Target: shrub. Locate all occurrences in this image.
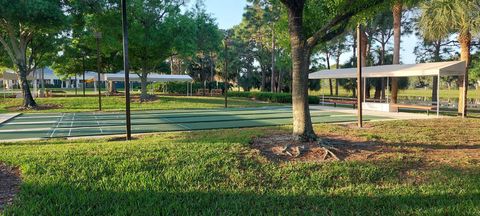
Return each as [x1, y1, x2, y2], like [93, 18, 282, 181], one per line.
[228, 92, 319, 104]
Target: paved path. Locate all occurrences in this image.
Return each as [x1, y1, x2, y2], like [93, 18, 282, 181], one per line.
[0, 113, 20, 124]
[310, 105, 443, 121]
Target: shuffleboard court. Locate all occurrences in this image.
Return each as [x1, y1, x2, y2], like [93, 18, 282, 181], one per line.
[0, 106, 388, 141]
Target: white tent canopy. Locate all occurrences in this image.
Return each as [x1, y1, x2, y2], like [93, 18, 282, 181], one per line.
[309, 61, 466, 79]
[104, 72, 193, 82]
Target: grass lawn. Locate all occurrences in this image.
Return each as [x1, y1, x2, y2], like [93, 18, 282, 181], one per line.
[0, 96, 278, 113]
[0, 118, 479, 215]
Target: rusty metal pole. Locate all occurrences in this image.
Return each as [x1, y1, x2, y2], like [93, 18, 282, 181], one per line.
[356, 24, 363, 127]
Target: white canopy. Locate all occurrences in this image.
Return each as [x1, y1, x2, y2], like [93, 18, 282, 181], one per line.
[309, 61, 466, 79]
[104, 72, 193, 82]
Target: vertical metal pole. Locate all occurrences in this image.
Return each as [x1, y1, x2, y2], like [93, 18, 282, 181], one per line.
[387, 77, 390, 104]
[82, 55, 86, 97]
[122, 0, 132, 140]
[95, 32, 102, 111]
[224, 39, 228, 108]
[356, 24, 363, 127]
[437, 74, 440, 117]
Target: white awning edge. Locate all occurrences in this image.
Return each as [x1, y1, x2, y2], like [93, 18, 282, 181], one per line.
[309, 61, 466, 79]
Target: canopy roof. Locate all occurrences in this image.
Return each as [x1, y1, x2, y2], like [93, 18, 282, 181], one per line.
[104, 72, 193, 82]
[309, 61, 466, 79]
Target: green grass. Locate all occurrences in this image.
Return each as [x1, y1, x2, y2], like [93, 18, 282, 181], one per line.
[1, 119, 479, 215]
[0, 96, 278, 113]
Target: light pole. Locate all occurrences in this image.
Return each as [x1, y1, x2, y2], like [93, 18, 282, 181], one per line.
[356, 24, 363, 128]
[121, 0, 132, 140]
[95, 31, 102, 111]
[224, 37, 230, 108]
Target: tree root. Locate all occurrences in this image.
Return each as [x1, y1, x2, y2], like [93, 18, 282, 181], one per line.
[319, 141, 341, 161]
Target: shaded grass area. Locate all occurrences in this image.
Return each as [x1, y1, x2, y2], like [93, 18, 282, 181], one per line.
[0, 96, 278, 113]
[0, 118, 479, 215]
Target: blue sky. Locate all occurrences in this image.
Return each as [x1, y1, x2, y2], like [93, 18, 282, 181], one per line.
[201, 0, 419, 64]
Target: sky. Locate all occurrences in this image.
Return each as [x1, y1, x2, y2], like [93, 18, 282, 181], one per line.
[201, 0, 420, 64]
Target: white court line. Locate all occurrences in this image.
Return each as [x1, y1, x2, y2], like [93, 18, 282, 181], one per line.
[16, 115, 62, 119]
[49, 113, 65, 138]
[68, 113, 75, 136]
[94, 113, 104, 134]
[4, 121, 58, 125]
[162, 117, 191, 130]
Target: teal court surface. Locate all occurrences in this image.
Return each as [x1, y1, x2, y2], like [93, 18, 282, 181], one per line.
[0, 106, 390, 141]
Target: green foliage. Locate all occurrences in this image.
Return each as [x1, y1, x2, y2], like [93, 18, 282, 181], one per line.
[1, 119, 480, 214]
[419, 0, 480, 41]
[228, 91, 320, 104]
[148, 81, 227, 94]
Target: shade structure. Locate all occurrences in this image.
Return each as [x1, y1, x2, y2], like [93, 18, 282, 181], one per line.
[309, 61, 466, 79]
[104, 72, 193, 82]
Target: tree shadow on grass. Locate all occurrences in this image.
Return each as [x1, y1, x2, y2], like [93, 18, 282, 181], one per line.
[4, 180, 480, 215]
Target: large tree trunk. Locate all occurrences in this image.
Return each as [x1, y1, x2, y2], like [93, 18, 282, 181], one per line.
[458, 31, 471, 116]
[432, 41, 441, 106]
[18, 62, 37, 108]
[140, 71, 149, 101]
[40, 67, 45, 98]
[326, 52, 333, 95]
[284, 1, 316, 141]
[391, 1, 402, 104]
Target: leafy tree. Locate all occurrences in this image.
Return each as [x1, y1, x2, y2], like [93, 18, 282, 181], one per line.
[277, 0, 391, 141]
[0, 0, 67, 107]
[419, 0, 480, 115]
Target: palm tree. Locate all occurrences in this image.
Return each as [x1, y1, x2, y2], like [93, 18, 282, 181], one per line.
[391, 0, 402, 104]
[418, 0, 480, 116]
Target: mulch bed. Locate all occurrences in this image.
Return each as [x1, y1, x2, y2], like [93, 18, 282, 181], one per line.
[250, 129, 480, 166]
[0, 163, 21, 212]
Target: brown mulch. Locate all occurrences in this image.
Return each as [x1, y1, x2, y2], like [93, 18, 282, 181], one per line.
[131, 95, 159, 103]
[0, 163, 21, 212]
[6, 104, 63, 112]
[250, 133, 480, 165]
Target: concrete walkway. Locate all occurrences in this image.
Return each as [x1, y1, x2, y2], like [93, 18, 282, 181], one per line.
[310, 105, 442, 121]
[0, 113, 21, 124]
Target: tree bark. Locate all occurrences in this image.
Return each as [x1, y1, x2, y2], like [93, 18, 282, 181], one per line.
[271, 25, 276, 93]
[391, 1, 402, 104]
[284, 1, 316, 141]
[458, 31, 471, 116]
[140, 71, 149, 101]
[432, 41, 441, 106]
[18, 61, 37, 107]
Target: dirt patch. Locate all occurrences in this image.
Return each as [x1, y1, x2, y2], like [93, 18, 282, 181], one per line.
[251, 134, 401, 163]
[0, 163, 21, 212]
[131, 95, 159, 103]
[251, 132, 480, 165]
[6, 104, 63, 112]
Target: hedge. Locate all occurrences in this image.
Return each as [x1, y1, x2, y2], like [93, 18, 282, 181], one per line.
[228, 91, 320, 104]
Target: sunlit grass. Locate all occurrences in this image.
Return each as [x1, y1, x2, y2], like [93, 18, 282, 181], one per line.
[1, 119, 479, 215]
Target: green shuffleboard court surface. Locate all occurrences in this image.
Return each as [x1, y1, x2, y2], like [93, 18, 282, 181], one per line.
[0, 106, 388, 141]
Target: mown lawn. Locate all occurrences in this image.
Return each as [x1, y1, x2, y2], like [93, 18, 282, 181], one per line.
[0, 96, 277, 113]
[0, 118, 479, 215]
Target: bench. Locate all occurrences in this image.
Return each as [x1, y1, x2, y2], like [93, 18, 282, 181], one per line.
[391, 104, 437, 115]
[320, 98, 357, 109]
[210, 89, 223, 96]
